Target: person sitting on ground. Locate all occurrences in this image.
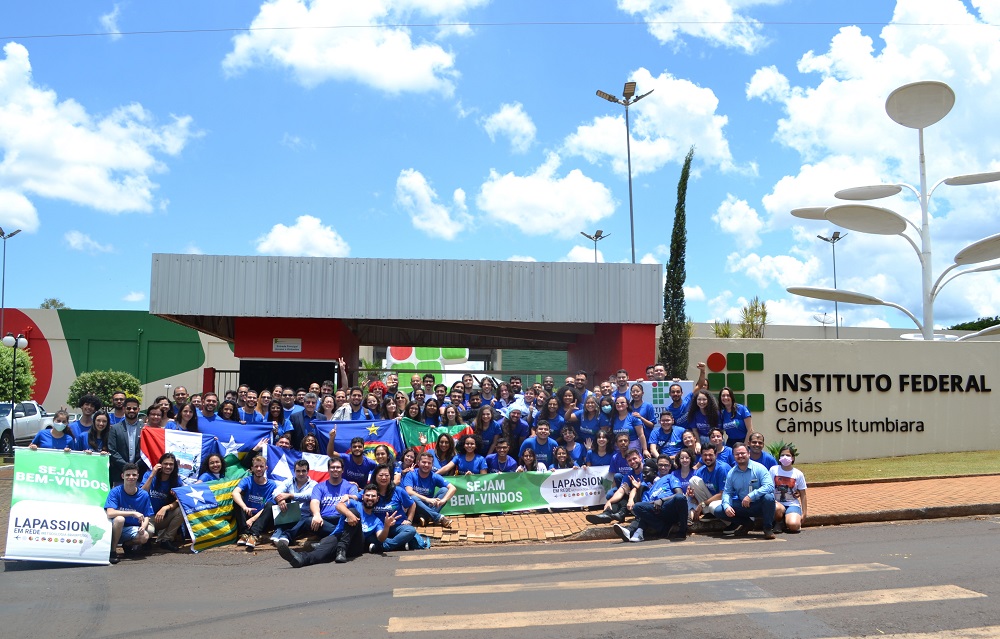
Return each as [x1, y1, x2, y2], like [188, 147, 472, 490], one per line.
[308, 456, 360, 536]
[30, 410, 78, 451]
[770, 447, 807, 533]
[587, 448, 644, 524]
[140, 452, 184, 552]
[516, 447, 547, 472]
[439, 434, 487, 476]
[105, 463, 154, 564]
[671, 447, 697, 506]
[747, 432, 778, 469]
[276, 485, 398, 567]
[270, 459, 318, 546]
[519, 420, 559, 468]
[613, 455, 687, 543]
[485, 437, 518, 473]
[231, 455, 278, 550]
[370, 464, 424, 551]
[402, 451, 456, 528]
[197, 453, 227, 482]
[687, 444, 730, 523]
[715, 442, 776, 540]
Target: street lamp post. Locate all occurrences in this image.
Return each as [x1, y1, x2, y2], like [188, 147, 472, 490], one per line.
[2, 333, 28, 436]
[1, 227, 22, 337]
[596, 81, 654, 264]
[579, 229, 609, 263]
[789, 81, 1000, 340]
[816, 231, 847, 338]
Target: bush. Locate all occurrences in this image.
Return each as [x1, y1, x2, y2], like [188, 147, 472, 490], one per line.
[0, 346, 35, 403]
[67, 370, 142, 408]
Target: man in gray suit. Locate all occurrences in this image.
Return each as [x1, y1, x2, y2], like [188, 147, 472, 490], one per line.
[109, 397, 144, 485]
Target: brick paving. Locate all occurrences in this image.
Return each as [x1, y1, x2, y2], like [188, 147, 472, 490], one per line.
[3, 465, 1000, 552]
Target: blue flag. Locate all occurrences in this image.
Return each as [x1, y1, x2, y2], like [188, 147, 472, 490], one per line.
[199, 422, 272, 465]
[314, 420, 404, 459]
[173, 474, 244, 552]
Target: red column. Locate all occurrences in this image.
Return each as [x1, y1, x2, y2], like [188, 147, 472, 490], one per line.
[567, 324, 656, 382]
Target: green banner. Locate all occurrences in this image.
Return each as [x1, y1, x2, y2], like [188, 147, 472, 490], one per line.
[440, 466, 612, 515]
[5, 448, 112, 565]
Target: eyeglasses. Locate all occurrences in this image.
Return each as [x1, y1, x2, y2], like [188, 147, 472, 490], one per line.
[281, 393, 294, 398]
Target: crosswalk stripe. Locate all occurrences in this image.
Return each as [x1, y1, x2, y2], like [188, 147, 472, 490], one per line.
[393, 548, 830, 577]
[387, 585, 985, 632]
[397, 536, 785, 562]
[393, 562, 896, 598]
[824, 627, 1000, 639]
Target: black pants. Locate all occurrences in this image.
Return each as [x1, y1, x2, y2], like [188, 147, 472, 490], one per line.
[296, 515, 366, 565]
[234, 506, 274, 537]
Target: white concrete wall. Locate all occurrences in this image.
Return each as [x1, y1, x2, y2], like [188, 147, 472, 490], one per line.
[687, 337, 1000, 462]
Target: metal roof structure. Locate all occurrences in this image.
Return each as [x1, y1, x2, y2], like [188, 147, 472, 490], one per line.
[150, 254, 663, 350]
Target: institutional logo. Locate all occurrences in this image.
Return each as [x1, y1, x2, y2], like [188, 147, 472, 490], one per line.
[706, 351, 766, 412]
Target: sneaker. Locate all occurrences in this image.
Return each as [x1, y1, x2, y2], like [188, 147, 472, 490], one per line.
[335, 547, 348, 563]
[276, 541, 304, 568]
[271, 535, 288, 546]
[612, 523, 632, 542]
[236, 534, 248, 546]
[721, 522, 740, 537]
[121, 544, 136, 558]
[369, 543, 376, 553]
[762, 528, 776, 540]
[734, 524, 750, 538]
[629, 528, 645, 543]
[157, 539, 180, 553]
[109, 550, 120, 565]
[245, 535, 257, 550]
[585, 512, 613, 525]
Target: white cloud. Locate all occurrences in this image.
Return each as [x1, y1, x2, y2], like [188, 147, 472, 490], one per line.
[100, 4, 123, 41]
[726, 251, 820, 289]
[713, 194, 764, 247]
[563, 245, 604, 263]
[184, 244, 204, 255]
[639, 253, 659, 264]
[476, 153, 615, 238]
[222, 0, 488, 94]
[684, 285, 705, 301]
[507, 255, 537, 262]
[482, 103, 536, 154]
[565, 67, 738, 177]
[616, 0, 781, 53]
[395, 168, 470, 240]
[123, 291, 145, 303]
[64, 231, 112, 253]
[254, 215, 351, 256]
[0, 43, 196, 232]
[280, 133, 314, 150]
[746, 65, 790, 103]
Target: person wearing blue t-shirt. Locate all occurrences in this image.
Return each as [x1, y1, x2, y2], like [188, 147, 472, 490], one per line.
[559, 425, 586, 466]
[584, 428, 615, 467]
[402, 452, 457, 527]
[747, 432, 778, 469]
[196, 392, 223, 430]
[232, 455, 278, 549]
[627, 384, 657, 441]
[485, 437, 519, 473]
[339, 437, 378, 487]
[686, 389, 720, 442]
[69, 394, 101, 439]
[519, 421, 559, 467]
[687, 445, 731, 523]
[105, 463, 154, 564]
[309, 457, 360, 536]
[613, 456, 686, 542]
[140, 452, 184, 552]
[719, 387, 754, 446]
[610, 396, 648, 456]
[439, 435, 487, 476]
[707, 428, 735, 466]
[29, 419, 78, 452]
[370, 464, 424, 551]
[587, 447, 643, 524]
[565, 395, 603, 442]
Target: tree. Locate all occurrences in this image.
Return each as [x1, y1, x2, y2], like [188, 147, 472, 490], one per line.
[0, 346, 35, 402]
[39, 298, 68, 309]
[738, 296, 768, 338]
[67, 370, 142, 408]
[659, 146, 695, 378]
[948, 316, 1000, 331]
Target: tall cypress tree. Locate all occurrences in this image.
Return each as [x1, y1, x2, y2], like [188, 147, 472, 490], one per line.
[659, 146, 694, 378]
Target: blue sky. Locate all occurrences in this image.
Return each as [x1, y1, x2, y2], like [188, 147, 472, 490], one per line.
[2, 1, 999, 331]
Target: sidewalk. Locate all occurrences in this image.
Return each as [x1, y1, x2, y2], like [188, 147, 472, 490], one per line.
[417, 474, 1000, 545]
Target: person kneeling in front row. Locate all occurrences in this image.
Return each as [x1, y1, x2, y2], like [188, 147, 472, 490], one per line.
[713, 442, 776, 539]
[613, 456, 687, 542]
[277, 485, 399, 567]
[104, 463, 155, 564]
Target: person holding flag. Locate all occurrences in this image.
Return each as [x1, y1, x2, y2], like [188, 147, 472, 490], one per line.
[140, 453, 184, 552]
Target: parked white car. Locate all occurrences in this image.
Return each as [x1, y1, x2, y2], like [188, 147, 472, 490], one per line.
[0, 401, 55, 455]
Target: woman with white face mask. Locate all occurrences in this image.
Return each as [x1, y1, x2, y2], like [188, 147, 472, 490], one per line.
[29, 409, 78, 452]
[770, 447, 808, 533]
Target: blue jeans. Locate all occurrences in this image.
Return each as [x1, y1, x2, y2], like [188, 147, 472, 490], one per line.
[413, 499, 445, 523]
[714, 493, 776, 530]
[376, 524, 417, 552]
[273, 516, 311, 542]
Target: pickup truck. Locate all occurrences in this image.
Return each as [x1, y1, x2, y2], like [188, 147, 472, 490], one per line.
[0, 401, 55, 455]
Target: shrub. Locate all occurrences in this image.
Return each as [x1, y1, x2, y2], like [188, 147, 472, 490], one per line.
[67, 370, 142, 408]
[0, 346, 35, 402]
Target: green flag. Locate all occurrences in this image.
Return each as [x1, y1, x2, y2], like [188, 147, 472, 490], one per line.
[398, 416, 474, 452]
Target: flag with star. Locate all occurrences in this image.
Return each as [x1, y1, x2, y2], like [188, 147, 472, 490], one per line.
[263, 444, 330, 484]
[173, 473, 246, 552]
[397, 417, 474, 453]
[314, 420, 404, 459]
[198, 422, 272, 467]
[140, 428, 218, 486]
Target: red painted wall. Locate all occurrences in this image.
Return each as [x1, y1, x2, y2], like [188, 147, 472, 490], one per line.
[567, 324, 656, 382]
[233, 318, 359, 369]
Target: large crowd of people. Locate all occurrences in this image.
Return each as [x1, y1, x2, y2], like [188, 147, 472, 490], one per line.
[29, 360, 807, 566]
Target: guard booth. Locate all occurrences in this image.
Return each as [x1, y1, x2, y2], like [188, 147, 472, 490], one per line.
[149, 255, 663, 387]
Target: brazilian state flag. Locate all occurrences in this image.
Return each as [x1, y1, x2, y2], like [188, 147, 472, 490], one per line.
[173, 467, 246, 553]
[397, 417, 473, 453]
[314, 420, 404, 459]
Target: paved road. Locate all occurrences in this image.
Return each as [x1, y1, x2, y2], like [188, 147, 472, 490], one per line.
[2, 516, 999, 638]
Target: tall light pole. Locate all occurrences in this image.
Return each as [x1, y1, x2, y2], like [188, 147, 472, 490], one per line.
[580, 229, 609, 263]
[817, 231, 847, 338]
[1, 227, 22, 337]
[789, 81, 1000, 340]
[2, 333, 27, 438]
[596, 81, 653, 264]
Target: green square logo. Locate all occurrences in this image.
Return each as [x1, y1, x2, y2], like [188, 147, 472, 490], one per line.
[726, 352, 745, 371]
[733, 393, 746, 405]
[706, 373, 726, 391]
[727, 373, 745, 391]
[746, 353, 764, 371]
[747, 394, 765, 412]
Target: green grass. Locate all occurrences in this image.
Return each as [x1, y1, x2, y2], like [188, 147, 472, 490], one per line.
[798, 450, 1000, 483]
